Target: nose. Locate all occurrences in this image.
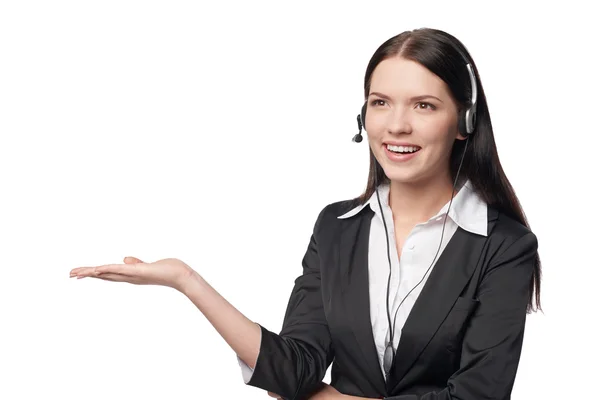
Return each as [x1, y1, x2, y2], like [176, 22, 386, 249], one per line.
[386, 108, 412, 135]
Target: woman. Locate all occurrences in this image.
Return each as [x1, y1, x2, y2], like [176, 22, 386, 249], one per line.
[70, 28, 542, 400]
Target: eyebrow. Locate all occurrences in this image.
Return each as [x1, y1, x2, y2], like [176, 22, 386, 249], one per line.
[369, 92, 444, 103]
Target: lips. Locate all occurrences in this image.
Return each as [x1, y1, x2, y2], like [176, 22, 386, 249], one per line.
[383, 144, 421, 162]
[385, 143, 421, 154]
[384, 141, 421, 148]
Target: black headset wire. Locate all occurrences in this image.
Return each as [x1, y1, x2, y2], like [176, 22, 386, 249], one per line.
[290, 139, 469, 398]
[376, 136, 470, 380]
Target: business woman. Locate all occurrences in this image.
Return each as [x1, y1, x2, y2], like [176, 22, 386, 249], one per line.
[70, 28, 542, 400]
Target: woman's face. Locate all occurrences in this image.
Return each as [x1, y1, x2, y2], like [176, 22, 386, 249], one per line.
[365, 56, 465, 185]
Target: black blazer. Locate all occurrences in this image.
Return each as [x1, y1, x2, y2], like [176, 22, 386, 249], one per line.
[245, 199, 538, 400]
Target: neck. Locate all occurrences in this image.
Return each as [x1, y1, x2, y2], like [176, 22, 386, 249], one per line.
[387, 173, 458, 225]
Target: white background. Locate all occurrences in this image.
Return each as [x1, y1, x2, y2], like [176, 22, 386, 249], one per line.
[1, 1, 598, 399]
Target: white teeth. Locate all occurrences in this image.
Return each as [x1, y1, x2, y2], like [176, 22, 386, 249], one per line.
[386, 144, 420, 153]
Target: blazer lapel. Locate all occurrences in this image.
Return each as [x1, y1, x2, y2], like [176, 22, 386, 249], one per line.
[387, 208, 499, 394]
[339, 207, 387, 395]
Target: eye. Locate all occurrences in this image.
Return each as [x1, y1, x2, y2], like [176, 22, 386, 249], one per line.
[370, 99, 387, 107]
[416, 102, 436, 110]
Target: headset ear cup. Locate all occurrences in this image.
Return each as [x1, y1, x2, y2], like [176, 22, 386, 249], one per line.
[458, 104, 477, 137]
[458, 109, 468, 138]
[467, 108, 477, 135]
[360, 102, 367, 130]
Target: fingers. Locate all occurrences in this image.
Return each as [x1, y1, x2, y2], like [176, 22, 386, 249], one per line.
[70, 256, 145, 277]
[70, 263, 134, 278]
[93, 273, 146, 285]
[95, 263, 126, 274]
[69, 268, 147, 284]
[92, 273, 130, 282]
[267, 392, 282, 399]
[70, 266, 102, 278]
[73, 264, 121, 276]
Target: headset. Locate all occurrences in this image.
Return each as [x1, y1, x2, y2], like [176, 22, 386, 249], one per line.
[351, 42, 478, 380]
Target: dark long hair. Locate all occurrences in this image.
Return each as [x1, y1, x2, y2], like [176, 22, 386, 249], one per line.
[357, 28, 542, 313]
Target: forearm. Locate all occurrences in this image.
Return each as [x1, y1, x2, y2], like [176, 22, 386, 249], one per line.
[181, 270, 261, 369]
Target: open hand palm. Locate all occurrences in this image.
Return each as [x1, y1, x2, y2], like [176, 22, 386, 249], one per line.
[70, 256, 194, 291]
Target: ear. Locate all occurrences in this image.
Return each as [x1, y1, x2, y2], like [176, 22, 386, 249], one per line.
[455, 132, 468, 141]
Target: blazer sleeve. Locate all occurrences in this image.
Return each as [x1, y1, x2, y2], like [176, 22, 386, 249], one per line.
[384, 231, 538, 400]
[244, 206, 334, 400]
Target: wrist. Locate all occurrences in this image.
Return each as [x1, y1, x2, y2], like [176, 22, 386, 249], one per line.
[178, 267, 203, 296]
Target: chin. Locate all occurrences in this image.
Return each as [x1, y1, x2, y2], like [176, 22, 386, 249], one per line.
[375, 148, 438, 186]
[376, 157, 414, 181]
[382, 169, 423, 184]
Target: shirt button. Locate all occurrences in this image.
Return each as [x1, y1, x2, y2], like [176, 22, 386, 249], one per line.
[407, 243, 415, 250]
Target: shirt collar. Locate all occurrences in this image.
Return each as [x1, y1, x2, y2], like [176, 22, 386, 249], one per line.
[337, 179, 488, 237]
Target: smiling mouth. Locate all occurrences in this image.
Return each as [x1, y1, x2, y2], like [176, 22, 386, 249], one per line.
[384, 143, 422, 154]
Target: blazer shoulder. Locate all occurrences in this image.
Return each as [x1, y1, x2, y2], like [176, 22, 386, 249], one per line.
[488, 206, 538, 255]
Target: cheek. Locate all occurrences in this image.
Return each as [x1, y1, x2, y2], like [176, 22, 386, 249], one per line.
[418, 117, 457, 146]
[364, 107, 394, 133]
[366, 125, 385, 150]
[364, 119, 385, 139]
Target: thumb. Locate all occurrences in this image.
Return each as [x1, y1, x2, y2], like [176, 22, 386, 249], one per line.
[124, 256, 144, 264]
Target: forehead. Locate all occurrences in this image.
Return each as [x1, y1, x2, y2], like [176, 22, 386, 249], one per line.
[369, 56, 452, 99]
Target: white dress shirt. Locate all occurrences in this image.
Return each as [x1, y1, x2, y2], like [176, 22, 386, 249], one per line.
[238, 179, 488, 382]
